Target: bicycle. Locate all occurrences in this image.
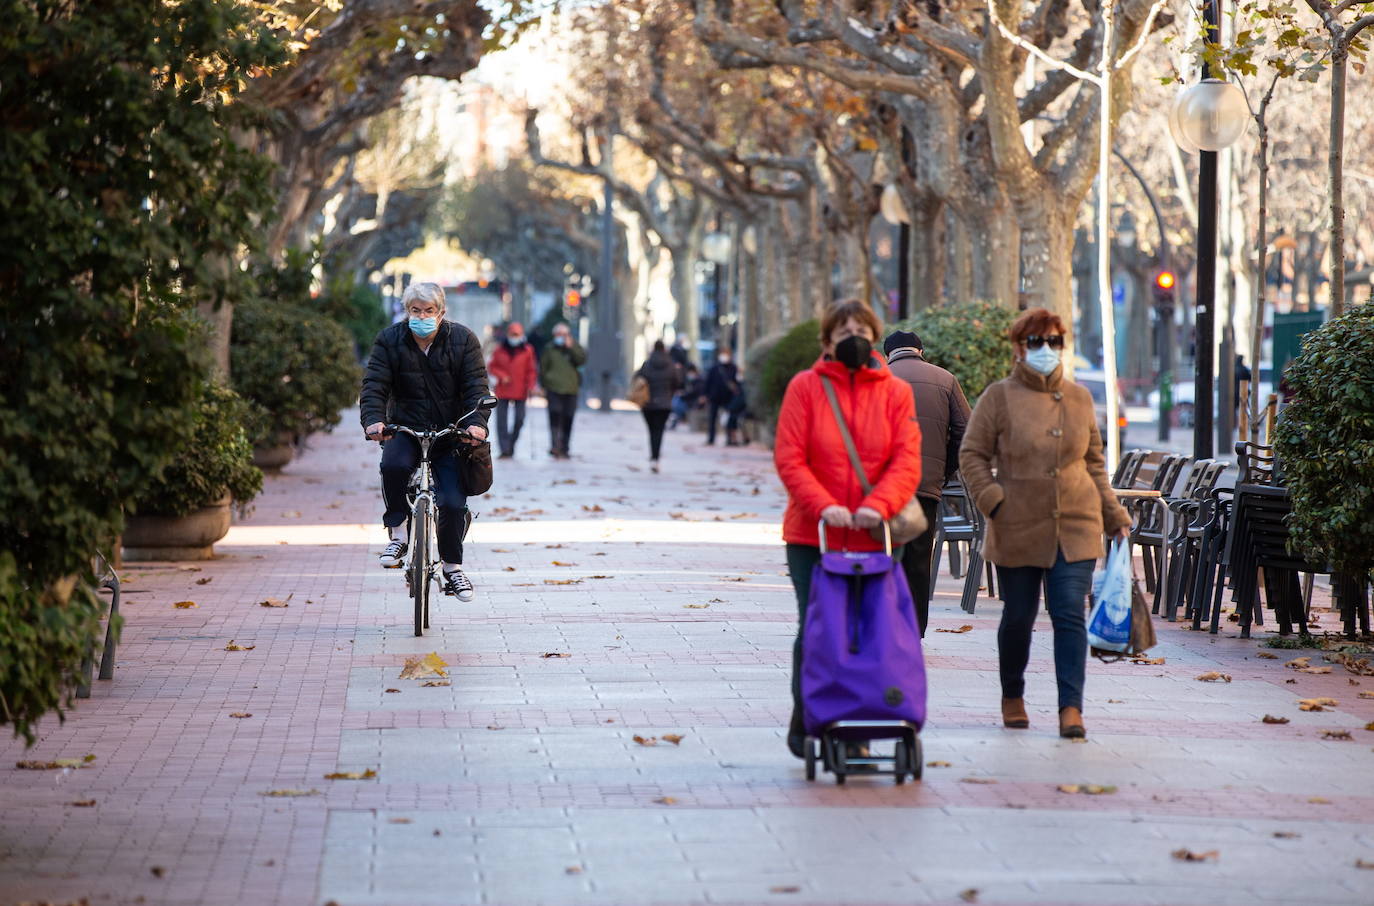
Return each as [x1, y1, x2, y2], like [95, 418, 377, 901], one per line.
[383, 396, 496, 636]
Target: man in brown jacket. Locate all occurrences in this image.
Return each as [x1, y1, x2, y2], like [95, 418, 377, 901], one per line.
[883, 330, 971, 636]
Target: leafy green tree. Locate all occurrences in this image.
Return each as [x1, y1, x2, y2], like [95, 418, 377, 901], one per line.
[892, 301, 1019, 401]
[0, 0, 282, 743]
[1274, 303, 1374, 575]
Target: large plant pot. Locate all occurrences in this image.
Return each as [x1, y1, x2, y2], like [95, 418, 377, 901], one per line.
[122, 497, 231, 561]
[252, 440, 294, 471]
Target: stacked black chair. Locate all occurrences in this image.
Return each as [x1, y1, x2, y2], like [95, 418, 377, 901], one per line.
[1129, 453, 1191, 600]
[1231, 485, 1324, 638]
[1158, 460, 1230, 620]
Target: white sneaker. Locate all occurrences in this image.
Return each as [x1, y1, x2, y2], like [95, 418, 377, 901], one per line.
[442, 568, 474, 602]
[379, 539, 407, 568]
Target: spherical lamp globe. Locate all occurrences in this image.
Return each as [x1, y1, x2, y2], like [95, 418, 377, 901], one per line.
[1169, 79, 1249, 152]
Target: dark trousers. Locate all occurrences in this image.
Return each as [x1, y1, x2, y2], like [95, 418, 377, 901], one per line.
[642, 408, 670, 460]
[380, 434, 468, 564]
[995, 548, 1094, 711]
[494, 398, 526, 457]
[897, 497, 942, 637]
[706, 401, 739, 443]
[546, 391, 577, 455]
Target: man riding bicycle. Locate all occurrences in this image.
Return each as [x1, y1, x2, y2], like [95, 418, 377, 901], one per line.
[361, 282, 490, 601]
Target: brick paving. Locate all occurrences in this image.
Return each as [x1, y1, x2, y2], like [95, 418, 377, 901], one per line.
[3, 405, 1373, 906]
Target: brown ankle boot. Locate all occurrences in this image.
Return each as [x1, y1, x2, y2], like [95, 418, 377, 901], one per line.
[1059, 706, 1085, 739]
[1001, 697, 1029, 728]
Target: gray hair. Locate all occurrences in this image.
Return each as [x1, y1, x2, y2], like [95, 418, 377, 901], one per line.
[401, 281, 446, 311]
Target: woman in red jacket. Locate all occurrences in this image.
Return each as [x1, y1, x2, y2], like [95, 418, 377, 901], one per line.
[774, 298, 923, 758]
[487, 322, 539, 459]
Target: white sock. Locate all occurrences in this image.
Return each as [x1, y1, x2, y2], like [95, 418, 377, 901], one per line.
[442, 562, 462, 574]
[389, 525, 408, 545]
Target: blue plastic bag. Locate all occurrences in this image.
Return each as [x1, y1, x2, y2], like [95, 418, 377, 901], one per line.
[1087, 540, 1132, 652]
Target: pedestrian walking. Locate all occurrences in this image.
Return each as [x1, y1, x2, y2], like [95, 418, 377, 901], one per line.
[669, 335, 692, 369]
[361, 282, 490, 601]
[958, 307, 1132, 739]
[633, 340, 683, 473]
[703, 349, 742, 445]
[487, 321, 538, 460]
[882, 329, 971, 637]
[539, 322, 586, 460]
[774, 298, 923, 758]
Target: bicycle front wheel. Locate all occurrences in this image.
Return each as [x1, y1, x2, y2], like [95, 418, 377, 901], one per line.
[410, 497, 431, 637]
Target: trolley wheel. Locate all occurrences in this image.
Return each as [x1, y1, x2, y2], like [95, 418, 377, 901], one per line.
[912, 736, 923, 781]
[830, 738, 847, 785]
[411, 498, 430, 637]
[893, 740, 908, 785]
[804, 738, 816, 781]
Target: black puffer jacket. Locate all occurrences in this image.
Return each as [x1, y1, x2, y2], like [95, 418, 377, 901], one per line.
[359, 321, 490, 431]
[635, 350, 683, 411]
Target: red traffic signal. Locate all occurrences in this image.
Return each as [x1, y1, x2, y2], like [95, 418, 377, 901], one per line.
[1155, 271, 1176, 290]
[564, 289, 581, 308]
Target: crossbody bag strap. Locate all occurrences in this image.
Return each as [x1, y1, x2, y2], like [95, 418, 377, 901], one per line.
[819, 375, 874, 496]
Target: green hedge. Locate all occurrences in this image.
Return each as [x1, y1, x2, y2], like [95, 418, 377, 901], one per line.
[131, 383, 263, 517]
[1274, 303, 1374, 574]
[756, 319, 821, 428]
[231, 299, 361, 448]
[889, 300, 1017, 401]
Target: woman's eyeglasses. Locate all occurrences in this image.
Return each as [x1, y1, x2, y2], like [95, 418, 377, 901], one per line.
[1023, 334, 1065, 350]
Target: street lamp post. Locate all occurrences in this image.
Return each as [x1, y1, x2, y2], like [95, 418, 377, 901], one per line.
[1168, 0, 1249, 459]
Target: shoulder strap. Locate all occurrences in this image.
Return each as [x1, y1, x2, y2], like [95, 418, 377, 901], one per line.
[820, 375, 874, 495]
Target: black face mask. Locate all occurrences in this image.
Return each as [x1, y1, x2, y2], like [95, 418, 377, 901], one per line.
[834, 335, 872, 371]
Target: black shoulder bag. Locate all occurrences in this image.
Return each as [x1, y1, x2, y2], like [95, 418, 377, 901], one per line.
[415, 332, 494, 496]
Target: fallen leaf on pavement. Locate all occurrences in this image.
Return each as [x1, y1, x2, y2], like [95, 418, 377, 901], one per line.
[1261, 715, 1290, 724]
[1321, 729, 1353, 740]
[722, 576, 747, 582]
[937, 625, 975, 634]
[1298, 666, 1333, 675]
[565, 866, 584, 875]
[1286, 657, 1312, 670]
[260, 789, 320, 797]
[1286, 678, 1298, 684]
[522, 509, 545, 516]
[551, 561, 576, 567]
[541, 652, 570, 658]
[1366, 722, 1374, 731]
[769, 885, 800, 894]
[1361, 692, 1374, 699]
[669, 512, 688, 520]
[173, 601, 198, 609]
[195, 577, 213, 585]
[389, 818, 412, 824]
[544, 579, 582, 586]
[151, 866, 166, 878]
[324, 769, 377, 780]
[1298, 698, 1338, 711]
[491, 548, 513, 553]
[384, 689, 400, 693]
[683, 604, 710, 609]
[68, 799, 97, 807]
[1171, 849, 1219, 862]
[16, 757, 92, 770]
[281, 511, 302, 518]
[1308, 796, 1332, 804]
[1356, 859, 1374, 870]
[653, 796, 678, 805]
[633, 735, 658, 746]
[1133, 656, 1166, 665]
[545, 543, 566, 549]
[224, 640, 255, 651]
[662, 734, 685, 745]
[1196, 672, 1232, 683]
[259, 597, 289, 608]
[581, 504, 604, 513]
[398, 653, 448, 679]
[927, 761, 952, 767]
[959, 890, 979, 903]
[229, 712, 252, 719]
[420, 680, 450, 687]
[1057, 784, 1118, 794]
[588, 575, 613, 579]
[1272, 831, 1301, 839]
[1255, 651, 1278, 659]
[960, 777, 997, 784]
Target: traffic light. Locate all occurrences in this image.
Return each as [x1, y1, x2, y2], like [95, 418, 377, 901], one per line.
[563, 289, 581, 319]
[1153, 270, 1177, 310]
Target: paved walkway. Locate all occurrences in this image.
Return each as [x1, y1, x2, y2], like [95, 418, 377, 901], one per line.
[3, 407, 1373, 906]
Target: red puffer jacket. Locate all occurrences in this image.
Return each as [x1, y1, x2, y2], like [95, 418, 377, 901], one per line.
[774, 355, 923, 551]
[487, 342, 538, 400]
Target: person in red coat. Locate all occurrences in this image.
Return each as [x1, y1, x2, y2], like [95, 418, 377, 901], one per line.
[774, 298, 923, 758]
[487, 322, 539, 459]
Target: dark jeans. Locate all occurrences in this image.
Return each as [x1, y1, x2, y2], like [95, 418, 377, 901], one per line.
[642, 408, 670, 460]
[995, 548, 1094, 712]
[546, 391, 578, 455]
[706, 401, 738, 443]
[494, 398, 526, 457]
[380, 433, 468, 564]
[897, 497, 942, 637]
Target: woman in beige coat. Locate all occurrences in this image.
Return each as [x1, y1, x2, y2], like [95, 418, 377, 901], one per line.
[959, 308, 1131, 739]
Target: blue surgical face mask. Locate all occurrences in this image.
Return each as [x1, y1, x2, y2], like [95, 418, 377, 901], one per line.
[554, 335, 567, 346]
[1025, 344, 1061, 376]
[409, 316, 438, 338]
[508, 336, 525, 346]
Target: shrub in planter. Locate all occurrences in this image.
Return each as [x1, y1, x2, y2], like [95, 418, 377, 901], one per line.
[231, 299, 361, 448]
[757, 319, 821, 429]
[890, 300, 1017, 401]
[1273, 303, 1374, 576]
[130, 383, 262, 518]
[744, 330, 787, 419]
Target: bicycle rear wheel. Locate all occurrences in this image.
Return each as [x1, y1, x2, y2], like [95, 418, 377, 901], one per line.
[410, 498, 431, 637]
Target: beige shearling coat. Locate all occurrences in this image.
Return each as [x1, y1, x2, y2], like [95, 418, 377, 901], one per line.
[959, 363, 1131, 568]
